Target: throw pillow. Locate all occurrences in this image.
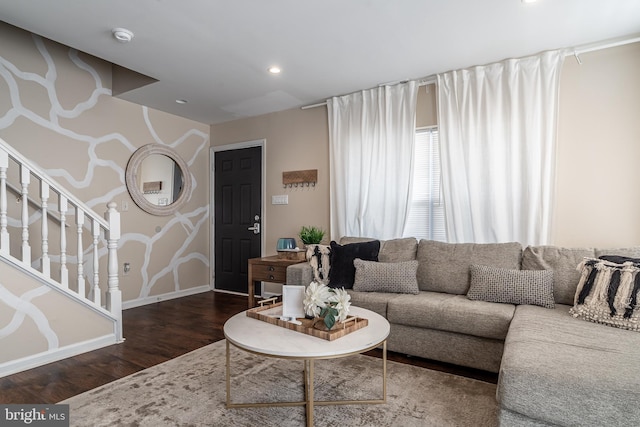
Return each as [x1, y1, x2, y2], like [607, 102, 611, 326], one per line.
[328, 240, 380, 288]
[305, 244, 331, 284]
[570, 257, 640, 331]
[467, 265, 555, 308]
[353, 259, 419, 294]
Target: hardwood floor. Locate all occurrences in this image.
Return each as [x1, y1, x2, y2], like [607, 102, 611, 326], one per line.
[0, 291, 496, 404]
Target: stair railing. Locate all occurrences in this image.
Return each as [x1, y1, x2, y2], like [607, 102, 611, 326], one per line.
[0, 137, 122, 342]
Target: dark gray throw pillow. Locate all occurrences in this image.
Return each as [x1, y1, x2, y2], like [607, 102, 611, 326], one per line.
[328, 240, 380, 288]
[467, 264, 555, 308]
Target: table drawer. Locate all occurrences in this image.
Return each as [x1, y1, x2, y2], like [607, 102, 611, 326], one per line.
[252, 264, 286, 282]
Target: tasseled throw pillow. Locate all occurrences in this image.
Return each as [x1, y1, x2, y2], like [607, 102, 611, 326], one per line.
[305, 244, 331, 284]
[570, 257, 640, 331]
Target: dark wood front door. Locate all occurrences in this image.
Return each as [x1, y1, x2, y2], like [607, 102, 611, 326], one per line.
[214, 146, 262, 293]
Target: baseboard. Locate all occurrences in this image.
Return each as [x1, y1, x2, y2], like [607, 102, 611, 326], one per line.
[0, 334, 116, 378]
[123, 285, 212, 310]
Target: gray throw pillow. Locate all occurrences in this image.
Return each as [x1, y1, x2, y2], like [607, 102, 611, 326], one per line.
[467, 264, 555, 308]
[353, 259, 419, 294]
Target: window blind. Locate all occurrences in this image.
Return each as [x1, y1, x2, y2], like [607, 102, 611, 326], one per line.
[403, 128, 446, 241]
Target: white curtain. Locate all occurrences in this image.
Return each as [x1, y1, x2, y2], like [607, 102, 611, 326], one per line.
[328, 81, 418, 240]
[437, 50, 564, 245]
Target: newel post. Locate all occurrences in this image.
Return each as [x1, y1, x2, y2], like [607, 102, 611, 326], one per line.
[104, 201, 123, 342]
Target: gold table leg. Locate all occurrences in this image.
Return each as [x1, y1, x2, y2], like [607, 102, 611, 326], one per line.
[225, 340, 387, 426]
[306, 359, 314, 427]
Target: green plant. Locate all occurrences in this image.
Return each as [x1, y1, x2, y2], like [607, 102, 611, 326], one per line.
[299, 225, 325, 245]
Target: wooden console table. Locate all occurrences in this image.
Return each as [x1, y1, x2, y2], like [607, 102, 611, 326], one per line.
[247, 255, 305, 308]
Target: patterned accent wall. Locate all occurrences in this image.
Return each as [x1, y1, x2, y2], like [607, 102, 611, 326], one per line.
[0, 22, 210, 365]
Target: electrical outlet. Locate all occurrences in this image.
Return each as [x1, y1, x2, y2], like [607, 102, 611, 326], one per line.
[123, 262, 131, 275]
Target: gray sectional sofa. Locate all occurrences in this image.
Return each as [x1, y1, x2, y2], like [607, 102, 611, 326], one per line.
[286, 237, 640, 426]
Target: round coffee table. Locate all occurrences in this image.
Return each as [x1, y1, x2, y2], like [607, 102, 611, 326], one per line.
[223, 306, 390, 427]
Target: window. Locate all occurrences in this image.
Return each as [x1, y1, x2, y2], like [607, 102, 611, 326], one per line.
[403, 127, 446, 241]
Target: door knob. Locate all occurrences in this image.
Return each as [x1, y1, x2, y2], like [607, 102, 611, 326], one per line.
[247, 222, 260, 234]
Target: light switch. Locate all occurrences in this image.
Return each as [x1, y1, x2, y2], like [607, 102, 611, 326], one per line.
[272, 195, 288, 205]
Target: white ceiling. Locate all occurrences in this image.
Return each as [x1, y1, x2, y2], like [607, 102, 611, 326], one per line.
[1, 0, 639, 125]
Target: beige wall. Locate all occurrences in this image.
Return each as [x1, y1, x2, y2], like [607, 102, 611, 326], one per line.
[553, 42, 640, 247]
[0, 22, 211, 333]
[0, 262, 113, 366]
[211, 106, 331, 254]
[416, 83, 438, 128]
[0, 22, 210, 370]
[212, 43, 640, 261]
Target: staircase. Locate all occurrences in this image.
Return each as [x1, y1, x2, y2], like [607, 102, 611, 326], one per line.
[0, 137, 122, 375]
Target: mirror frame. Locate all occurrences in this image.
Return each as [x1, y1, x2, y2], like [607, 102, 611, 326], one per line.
[125, 144, 192, 216]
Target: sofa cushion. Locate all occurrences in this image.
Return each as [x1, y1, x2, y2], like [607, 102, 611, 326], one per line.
[521, 246, 595, 305]
[346, 290, 400, 318]
[595, 246, 640, 259]
[339, 236, 418, 263]
[378, 237, 418, 262]
[416, 240, 523, 294]
[286, 262, 313, 288]
[328, 240, 380, 289]
[389, 323, 505, 373]
[467, 265, 555, 308]
[498, 304, 640, 426]
[387, 291, 515, 340]
[353, 259, 419, 294]
[339, 236, 378, 245]
[570, 257, 640, 331]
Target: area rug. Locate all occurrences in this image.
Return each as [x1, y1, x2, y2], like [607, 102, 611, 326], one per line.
[61, 340, 498, 426]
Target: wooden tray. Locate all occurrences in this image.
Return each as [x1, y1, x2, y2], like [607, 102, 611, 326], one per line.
[247, 302, 368, 341]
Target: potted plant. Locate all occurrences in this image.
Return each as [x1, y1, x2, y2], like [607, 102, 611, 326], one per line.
[299, 225, 325, 246]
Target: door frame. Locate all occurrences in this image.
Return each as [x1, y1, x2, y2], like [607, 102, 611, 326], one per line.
[210, 139, 266, 292]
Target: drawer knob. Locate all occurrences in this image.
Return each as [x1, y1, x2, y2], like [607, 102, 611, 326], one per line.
[269, 275, 275, 280]
[268, 266, 275, 271]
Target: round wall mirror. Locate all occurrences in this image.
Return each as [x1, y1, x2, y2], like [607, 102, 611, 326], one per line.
[125, 144, 192, 216]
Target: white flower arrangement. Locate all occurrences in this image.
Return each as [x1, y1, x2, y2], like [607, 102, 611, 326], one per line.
[303, 281, 351, 330]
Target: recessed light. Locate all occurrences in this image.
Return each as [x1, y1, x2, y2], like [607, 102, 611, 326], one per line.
[176, 99, 187, 104]
[521, 0, 538, 3]
[112, 28, 134, 43]
[268, 66, 282, 74]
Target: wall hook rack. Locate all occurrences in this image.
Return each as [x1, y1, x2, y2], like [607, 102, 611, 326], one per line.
[282, 169, 317, 188]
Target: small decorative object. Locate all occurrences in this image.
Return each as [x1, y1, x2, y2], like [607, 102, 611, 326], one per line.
[303, 281, 351, 330]
[299, 226, 325, 245]
[277, 237, 297, 251]
[282, 285, 306, 318]
[282, 169, 318, 188]
[276, 237, 305, 260]
[142, 180, 162, 194]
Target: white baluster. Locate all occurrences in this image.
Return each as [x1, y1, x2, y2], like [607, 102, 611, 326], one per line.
[105, 202, 122, 342]
[59, 196, 68, 288]
[20, 165, 31, 265]
[92, 218, 100, 306]
[76, 207, 85, 298]
[40, 181, 50, 277]
[0, 150, 8, 254]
